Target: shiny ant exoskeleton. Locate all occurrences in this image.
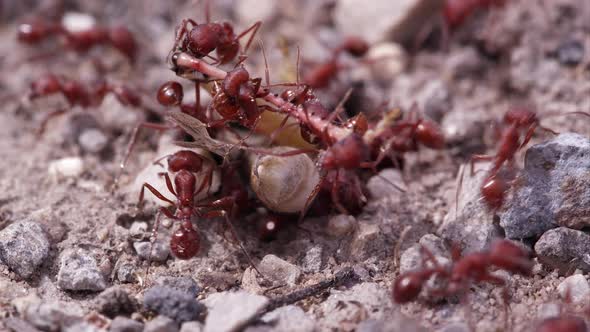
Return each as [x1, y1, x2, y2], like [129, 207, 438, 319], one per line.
[27, 73, 145, 134]
[17, 16, 137, 62]
[138, 150, 258, 269]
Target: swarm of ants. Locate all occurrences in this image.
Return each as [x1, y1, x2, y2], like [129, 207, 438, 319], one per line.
[11, 0, 590, 330]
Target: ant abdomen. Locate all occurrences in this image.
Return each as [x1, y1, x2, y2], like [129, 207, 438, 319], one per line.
[392, 272, 426, 304]
[321, 133, 369, 170]
[416, 119, 446, 149]
[157, 81, 184, 107]
[170, 221, 201, 259]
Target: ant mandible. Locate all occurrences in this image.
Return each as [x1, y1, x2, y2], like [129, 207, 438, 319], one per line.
[17, 17, 137, 62]
[137, 150, 259, 271]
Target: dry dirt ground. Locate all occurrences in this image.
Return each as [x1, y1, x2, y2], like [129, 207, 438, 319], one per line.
[1, 0, 590, 331]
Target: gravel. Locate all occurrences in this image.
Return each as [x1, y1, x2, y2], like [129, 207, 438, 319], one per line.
[109, 316, 144, 332]
[143, 286, 205, 324]
[0, 221, 50, 279]
[258, 254, 301, 286]
[57, 249, 108, 292]
[154, 276, 201, 297]
[95, 287, 139, 318]
[134, 241, 170, 263]
[144, 316, 179, 332]
[557, 274, 590, 305]
[203, 291, 269, 332]
[534, 227, 590, 273]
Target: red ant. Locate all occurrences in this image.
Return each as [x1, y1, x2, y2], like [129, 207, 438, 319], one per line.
[462, 107, 590, 211]
[443, 0, 507, 29]
[536, 316, 588, 332]
[393, 239, 532, 329]
[17, 16, 137, 62]
[27, 73, 144, 135]
[303, 36, 370, 89]
[137, 149, 259, 272]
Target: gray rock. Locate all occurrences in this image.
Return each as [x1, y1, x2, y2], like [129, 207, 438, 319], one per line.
[534, 227, 590, 273]
[500, 133, 590, 238]
[440, 164, 502, 253]
[326, 214, 356, 237]
[357, 317, 425, 332]
[320, 283, 393, 331]
[109, 316, 144, 332]
[143, 286, 204, 323]
[557, 274, 590, 304]
[78, 128, 109, 153]
[300, 245, 323, 273]
[134, 241, 170, 263]
[129, 222, 148, 240]
[14, 294, 83, 332]
[117, 263, 137, 283]
[259, 254, 301, 286]
[334, 0, 444, 44]
[180, 321, 204, 332]
[64, 322, 102, 332]
[350, 221, 388, 261]
[0, 221, 50, 279]
[95, 287, 139, 318]
[366, 168, 406, 199]
[203, 291, 269, 332]
[437, 323, 471, 332]
[144, 316, 179, 332]
[536, 303, 561, 320]
[155, 276, 201, 297]
[57, 249, 108, 291]
[258, 305, 316, 332]
[399, 234, 449, 273]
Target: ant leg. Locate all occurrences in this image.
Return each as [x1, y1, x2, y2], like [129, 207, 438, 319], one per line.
[114, 122, 176, 190]
[298, 171, 328, 223]
[330, 170, 349, 215]
[157, 172, 177, 197]
[138, 182, 176, 208]
[36, 108, 67, 136]
[519, 124, 538, 150]
[296, 46, 301, 85]
[259, 40, 270, 87]
[204, 0, 211, 23]
[469, 154, 494, 175]
[321, 88, 353, 144]
[455, 163, 466, 220]
[152, 154, 172, 168]
[236, 21, 262, 55]
[194, 163, 214, 196]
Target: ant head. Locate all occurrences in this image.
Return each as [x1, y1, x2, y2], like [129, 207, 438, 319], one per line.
[223, 66, 250, 97]
[341, 36, 369, 57]
[392, 272, 426, 303]
[157, 81, 184, 107]
[167, 150, 204, 173]
[61, 80, 90, 106]
[503, 107, 537, 127]
[170, 221, 200, 259]
[415, 118, 445, 149]
[187, 23, 222, 57]
[345, 113, 369, 135]
[17, 18, 50, 43]
[322, 133, 369, 170]
[216, 23, 239, 65]
[107, 26, 137, 62]
[480, 174, 508, 211]
[30, 73, 61, 99]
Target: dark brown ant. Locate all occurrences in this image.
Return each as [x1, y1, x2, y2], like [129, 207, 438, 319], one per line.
[28, 73, 145, 135]
[536, 316, 588, 332]
[138, 150, 260, 272]
[303, 36, 370, 89]
[17, 17, 137, 62]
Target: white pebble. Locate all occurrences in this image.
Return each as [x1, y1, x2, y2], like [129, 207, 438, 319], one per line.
[557, 274, 590, 304]
[367, 43, 407, 82]
[326, 214, 356, 237]
[62, 12, 96, 33]
[48, 157, 84, 179]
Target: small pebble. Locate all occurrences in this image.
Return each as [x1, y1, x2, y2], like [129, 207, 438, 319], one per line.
[78, 128, 108, 153]
[144, 316, 179, 332]
[259, 305, 316, 332]
[259, 254, 301, 286]
[143, 286, 205, 323]
[366, 42, 406, 82]
[117, 263, 137, 283]
[48, 157, 84, 179]
[557, 274, 590, 304]
[301, 245, 323, 273]
[109, 316, 144, 332]
[203, 291, 269, 332]
[326, 214, 356, 237]
[180, 321, 204, 332]
[62, 12, 96, 32]
[129, 222, 148, 240]
[0, 221, 50, 279]
[95, 287, 139, 318]
[134, 241, 169, 262]
[350, 221, 385, 261]
[534, 227, 590, 273]
[557, 40, 585, 66]
[57, 249, 108, 291]
[155, 276, 201, 297]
